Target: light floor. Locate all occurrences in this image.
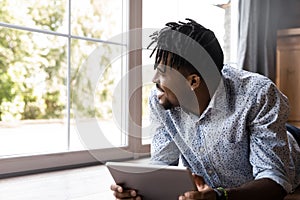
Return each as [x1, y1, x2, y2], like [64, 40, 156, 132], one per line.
[0, 158, 150, 200]
[0, 165, 115, 200]
[1, 158, 299, 200]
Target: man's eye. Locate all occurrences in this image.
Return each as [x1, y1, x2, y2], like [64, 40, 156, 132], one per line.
[157, 65, 166, 73]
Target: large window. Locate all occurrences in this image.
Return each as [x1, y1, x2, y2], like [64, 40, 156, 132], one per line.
[0, 0, 126, 154]
[0, 0, 152, 176]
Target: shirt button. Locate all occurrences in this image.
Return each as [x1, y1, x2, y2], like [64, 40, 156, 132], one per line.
[199, 148, 205, 153]
[208, 170, 213, 175]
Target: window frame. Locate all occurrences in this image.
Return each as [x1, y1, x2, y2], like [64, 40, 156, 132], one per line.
[0, 0, 150, 178]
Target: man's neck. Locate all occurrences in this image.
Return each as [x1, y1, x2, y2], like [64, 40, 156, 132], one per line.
[192, 82, 211, 116]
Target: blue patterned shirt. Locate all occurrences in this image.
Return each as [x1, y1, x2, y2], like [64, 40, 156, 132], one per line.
[149, 65, 300, 193]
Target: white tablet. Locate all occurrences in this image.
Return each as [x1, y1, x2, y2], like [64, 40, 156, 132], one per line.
[106, 161, 197, 200]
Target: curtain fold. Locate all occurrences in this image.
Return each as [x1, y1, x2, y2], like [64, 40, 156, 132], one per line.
[237, 0, 282, 82]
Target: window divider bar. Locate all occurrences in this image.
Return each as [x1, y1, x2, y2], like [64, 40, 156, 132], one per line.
[128, 0, 144, 158]
[0, 22, 127, 47]
[67, 0, 71, 150]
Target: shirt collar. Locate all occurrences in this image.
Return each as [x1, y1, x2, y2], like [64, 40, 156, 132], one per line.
[169, 77, 227, 123]
[198, 78, 227, 121]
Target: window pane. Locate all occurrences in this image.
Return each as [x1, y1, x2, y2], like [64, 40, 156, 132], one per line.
[0, 0, 130, 161]
[70, 39, 127, 150]
[0, 28, 68, 157]
[71, 0, 124, 41]
[142, 51, 155, 145]
[0, 0, 68, 33]
[142, 0, 225, 49]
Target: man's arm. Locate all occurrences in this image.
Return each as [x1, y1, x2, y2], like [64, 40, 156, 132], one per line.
[148, 88, 180, 165]
[227, 178, 287, 200]
[179, 177, 286, 200]
[228, 82, 289, 200]
[110, 89, 180, 199]
[247, 82, 292, 193]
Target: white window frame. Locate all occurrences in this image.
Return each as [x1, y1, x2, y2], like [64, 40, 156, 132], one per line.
[0, 0, 150, 178]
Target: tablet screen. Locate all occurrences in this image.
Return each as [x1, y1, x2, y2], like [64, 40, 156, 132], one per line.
[106, 161, 197, 200]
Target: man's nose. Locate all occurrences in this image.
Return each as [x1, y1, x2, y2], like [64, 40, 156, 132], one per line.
[152, 70, 158, 83]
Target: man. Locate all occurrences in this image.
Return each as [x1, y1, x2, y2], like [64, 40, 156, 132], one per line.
[111, 18, 300, 200]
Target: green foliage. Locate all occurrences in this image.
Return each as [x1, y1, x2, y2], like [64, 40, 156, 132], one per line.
[43, 91, 64, 118]
[0, 73, 15, 110]
[0, 0, 118, 121]
[71, 47, 115, 119]
[0, 0, 65, 121]
[95, 61, 114, 119]
[28, 1, 65, 32]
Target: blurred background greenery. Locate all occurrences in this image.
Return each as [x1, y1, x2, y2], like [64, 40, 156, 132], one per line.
[0, 0, 152, 122]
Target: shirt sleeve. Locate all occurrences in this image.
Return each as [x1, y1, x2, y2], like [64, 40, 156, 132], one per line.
[248, 81, 293, 193]
[148, 89, 180, 166]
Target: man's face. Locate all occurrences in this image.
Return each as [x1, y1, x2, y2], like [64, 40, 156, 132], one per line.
[152, 62, 190, 110]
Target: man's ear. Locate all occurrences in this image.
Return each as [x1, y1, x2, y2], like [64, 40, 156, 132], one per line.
[187, 74, 201, 91]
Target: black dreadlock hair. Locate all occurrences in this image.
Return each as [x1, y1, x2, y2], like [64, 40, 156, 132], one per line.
[147, 18, 224, 74]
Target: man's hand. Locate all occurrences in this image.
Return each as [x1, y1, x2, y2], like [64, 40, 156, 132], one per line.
[178, 174, 217, 200]
[110, 184, 141, 200]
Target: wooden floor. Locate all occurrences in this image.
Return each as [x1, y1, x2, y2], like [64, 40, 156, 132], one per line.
[0, 157, 299, 200]
[0, 164, 116, 200]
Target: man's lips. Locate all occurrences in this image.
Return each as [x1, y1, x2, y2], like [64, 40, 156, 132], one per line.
[156, 83, 164, 92]
[156, 84, 165, 99]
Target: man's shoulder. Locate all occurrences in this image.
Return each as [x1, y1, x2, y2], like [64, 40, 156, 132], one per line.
[221, 65, 274, 91]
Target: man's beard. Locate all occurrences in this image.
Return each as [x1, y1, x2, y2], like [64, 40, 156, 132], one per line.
[156, 83, 178, 110]
[161, 100, 174, 110]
